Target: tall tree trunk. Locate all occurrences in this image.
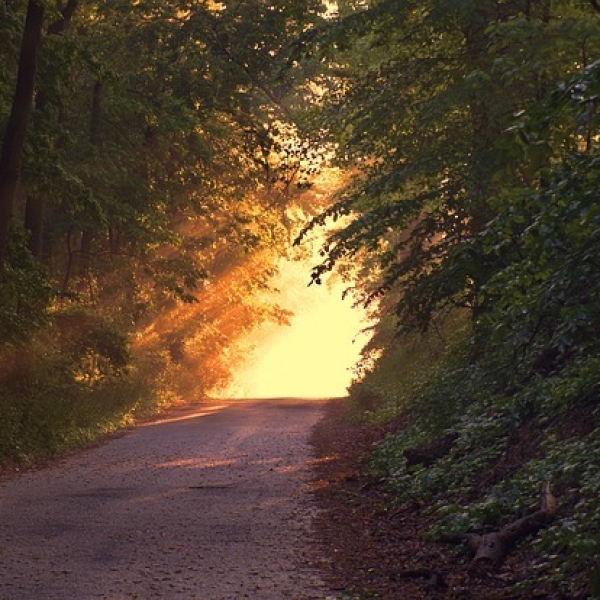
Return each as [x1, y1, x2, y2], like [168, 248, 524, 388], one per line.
[461, 5, 502, 322]
[90, 81, 103, 146]
[24, 192, 44, 257]
[23, 0, 79, 261]
[79, 229, 93, 281]
[462, 6, 498, 232]
[0, 0, 45, 276]
[63, 228, 75, 292]
[77, 80, 104, 281]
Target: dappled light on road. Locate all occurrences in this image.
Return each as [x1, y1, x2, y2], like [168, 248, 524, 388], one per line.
[0, 399, 329, 598]
[143, 404, 228, 426]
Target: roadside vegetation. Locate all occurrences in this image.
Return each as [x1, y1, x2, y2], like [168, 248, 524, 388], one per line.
[304, 1, 600, 597]
[2, 1, 600, 596]
[347, 308, 599, 597]
[0, 0, 327, 465]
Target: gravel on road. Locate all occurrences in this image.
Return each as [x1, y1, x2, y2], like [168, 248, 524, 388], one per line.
[0, 398, 334, 600]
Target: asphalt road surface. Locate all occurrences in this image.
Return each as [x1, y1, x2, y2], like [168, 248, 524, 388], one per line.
[0, 399, 333, 599]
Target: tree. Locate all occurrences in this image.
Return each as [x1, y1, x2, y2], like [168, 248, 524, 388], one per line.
[0, 0, 45, 274]
[298, 0, 600, 333]
[0, 0, 328, 340]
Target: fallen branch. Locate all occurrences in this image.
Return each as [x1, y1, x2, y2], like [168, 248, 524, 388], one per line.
[442, 482, 557, 572]
[399, 568, 448, 591]
[403, 433, 458, 467]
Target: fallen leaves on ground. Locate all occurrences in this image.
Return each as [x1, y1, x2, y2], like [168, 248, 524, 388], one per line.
[310, 399, 573, 600]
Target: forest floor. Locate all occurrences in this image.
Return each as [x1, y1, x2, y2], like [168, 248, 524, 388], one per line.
[311, 399, 568, 600]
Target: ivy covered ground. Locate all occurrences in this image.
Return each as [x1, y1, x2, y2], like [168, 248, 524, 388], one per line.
[312, 314, 600, 600]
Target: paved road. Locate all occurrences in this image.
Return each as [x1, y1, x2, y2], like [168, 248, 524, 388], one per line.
[0, 399, 332, 599]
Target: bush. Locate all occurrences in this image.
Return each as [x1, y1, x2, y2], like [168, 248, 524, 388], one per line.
[0, 320, 172, 464]
[0, 231, 53, 343]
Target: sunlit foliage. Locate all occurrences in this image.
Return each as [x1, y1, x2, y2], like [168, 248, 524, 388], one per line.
[0, 0, 328, 461]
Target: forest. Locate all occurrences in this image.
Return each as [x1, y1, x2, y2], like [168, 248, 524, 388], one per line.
[1, 0, 600, 597]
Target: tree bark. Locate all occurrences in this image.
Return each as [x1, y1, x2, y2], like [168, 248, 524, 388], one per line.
[0, 0, 45, 275]
[90, 81, 104, 146]
[24, 192, 44, 257]
[23, 0, 79, 260]
[467, 510, 554, 570]
[77, 80, 103, 281]
[79, 229, 93, 281]
[62, 228, 74, 292]
[462, 6, 498, 232]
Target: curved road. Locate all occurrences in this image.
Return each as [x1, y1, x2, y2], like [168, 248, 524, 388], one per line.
[0, 399, 332, 599]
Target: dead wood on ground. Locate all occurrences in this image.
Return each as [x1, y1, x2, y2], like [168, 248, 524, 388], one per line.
[441, 482, 557, 572]
[403, 433, 459, 467]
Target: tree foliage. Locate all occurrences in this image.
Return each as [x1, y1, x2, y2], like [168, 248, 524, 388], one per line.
[0, 0, 327, 460]
[0, 0, 325, 338]
[318, 3, 600, 595]
[300, 0, 600, 332]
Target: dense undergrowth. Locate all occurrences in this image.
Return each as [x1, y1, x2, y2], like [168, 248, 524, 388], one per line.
[0, 335, 167, 461]
[0, 245, 288, 467]
[348, 310, 600, 598]
[0, 317, 183, 465]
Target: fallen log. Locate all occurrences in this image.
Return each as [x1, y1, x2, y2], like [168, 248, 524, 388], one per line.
[403, 433, 458, 467]
[442, 482, 557, 572]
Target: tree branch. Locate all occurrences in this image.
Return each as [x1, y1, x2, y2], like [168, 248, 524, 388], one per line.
[204, 16, 300, 127]
[48, 0, 79, 35]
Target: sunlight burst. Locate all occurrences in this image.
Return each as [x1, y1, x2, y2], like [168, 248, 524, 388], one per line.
[211, 240, 373, 399]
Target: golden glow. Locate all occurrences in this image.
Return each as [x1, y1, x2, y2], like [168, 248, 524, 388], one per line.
[144, 404, 228, 427]
[210, 234, 373, 399]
